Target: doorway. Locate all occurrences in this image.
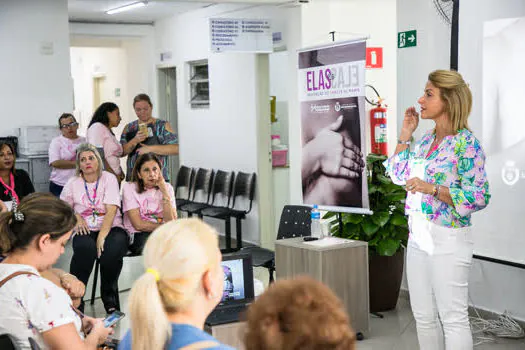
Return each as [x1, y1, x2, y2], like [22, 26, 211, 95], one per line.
[157, 66, 179, 182]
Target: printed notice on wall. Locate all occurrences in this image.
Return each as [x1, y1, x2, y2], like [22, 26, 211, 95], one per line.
[210, 18, 273, 53]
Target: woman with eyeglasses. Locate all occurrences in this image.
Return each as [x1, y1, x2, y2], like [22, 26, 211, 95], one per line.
[0, 142, 34, 212]
[48, 113, 86, 197]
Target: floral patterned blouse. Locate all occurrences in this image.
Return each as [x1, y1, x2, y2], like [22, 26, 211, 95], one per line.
[384, 128, 490, 228]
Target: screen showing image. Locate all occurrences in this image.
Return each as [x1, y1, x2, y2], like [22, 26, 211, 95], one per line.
[221, 258, 245, 302]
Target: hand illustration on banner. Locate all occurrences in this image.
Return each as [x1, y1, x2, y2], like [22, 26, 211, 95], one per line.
[302, 115, 364, 180]
[302, 115, 364, 206]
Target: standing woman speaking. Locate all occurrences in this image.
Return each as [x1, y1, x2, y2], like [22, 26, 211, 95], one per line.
[384, 70, 490, 350]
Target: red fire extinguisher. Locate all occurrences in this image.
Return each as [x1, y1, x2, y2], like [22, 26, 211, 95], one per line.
[370, 99, 388, 155]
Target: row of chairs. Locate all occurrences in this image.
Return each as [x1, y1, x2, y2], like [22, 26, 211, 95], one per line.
[175, 166, 257, 252]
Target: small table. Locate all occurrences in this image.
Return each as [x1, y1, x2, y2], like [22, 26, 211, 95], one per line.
[275, 237, 370, 336]
[205, 322, 245, 349]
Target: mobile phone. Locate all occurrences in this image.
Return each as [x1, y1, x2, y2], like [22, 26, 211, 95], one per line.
[103, 311, 125, 328]
[303, 237, 319, 241]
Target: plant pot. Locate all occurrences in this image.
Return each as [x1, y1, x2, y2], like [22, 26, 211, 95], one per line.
[369, 249, 405, 312]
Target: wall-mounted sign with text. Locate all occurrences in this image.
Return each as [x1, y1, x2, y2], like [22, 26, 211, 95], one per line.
[210, 18, 273, 53]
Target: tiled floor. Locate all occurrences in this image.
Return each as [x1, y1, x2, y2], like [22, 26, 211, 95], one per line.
[86, 267, 525, 349]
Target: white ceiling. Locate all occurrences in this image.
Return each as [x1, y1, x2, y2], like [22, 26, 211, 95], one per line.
[68, 0, 295, 24]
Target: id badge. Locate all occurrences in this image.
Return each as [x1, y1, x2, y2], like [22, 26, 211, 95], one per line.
[3, 201, 13, 211]
[87, 215, 98, 229]
[407, 157, 427, 212]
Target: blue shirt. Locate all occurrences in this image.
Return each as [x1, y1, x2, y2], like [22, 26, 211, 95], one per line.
[118, 323, 235, 350]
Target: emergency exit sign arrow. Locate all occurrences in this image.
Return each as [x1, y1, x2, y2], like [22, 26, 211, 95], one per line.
[398, 30, 417, 48]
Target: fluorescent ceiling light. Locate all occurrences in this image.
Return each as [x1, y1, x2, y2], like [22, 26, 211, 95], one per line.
[106, 1, 147, 15]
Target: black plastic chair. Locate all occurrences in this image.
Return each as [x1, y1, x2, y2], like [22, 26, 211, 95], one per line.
[200, 172, 256, 252]
[181, 170, 234, 217]
[174, 166, 195, 210]
[0, 334, 15, 350]
[179, 168, 214, 217]
[242, 205, 312, 283]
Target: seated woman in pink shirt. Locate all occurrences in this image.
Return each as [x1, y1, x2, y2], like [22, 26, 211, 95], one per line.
[122, 153, 177, 255]
[60, 143, 128, 313]
[86, 102, 130, 184]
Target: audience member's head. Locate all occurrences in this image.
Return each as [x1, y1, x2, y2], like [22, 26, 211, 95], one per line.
[74, 143, 103, 178]
[57, 113, 79, 139]
[89, 102, 121, 129]
[244, 276, 356, 350]
[133, 93, 153, 122]
[128, 218, 224, 350]
[131, 153, 163, 192]
[0, 193, 76, 268]
[0, 142, 16, 174]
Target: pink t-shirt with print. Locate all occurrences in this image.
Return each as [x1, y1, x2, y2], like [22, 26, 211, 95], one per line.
[60, 171, 124, 231]
[121, 181, 176, 235]
[48, 135, 86, 186]
[86, 122, 123, 175]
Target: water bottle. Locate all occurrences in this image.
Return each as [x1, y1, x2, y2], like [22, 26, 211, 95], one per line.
[310, 205, 322, 238]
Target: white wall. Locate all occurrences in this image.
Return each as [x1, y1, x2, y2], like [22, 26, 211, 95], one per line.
[70, 47, 131, 137]
[154, 4, 286, 243]
[398, 0, 525, 321]
[69, 23, 156, 109]
[0, 0, 72, 137]
[397, 0, 450, 141]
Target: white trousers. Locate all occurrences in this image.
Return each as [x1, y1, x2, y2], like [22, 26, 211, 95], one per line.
[407, 214, 473, 350]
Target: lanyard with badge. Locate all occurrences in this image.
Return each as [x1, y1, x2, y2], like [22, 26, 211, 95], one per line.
[83, 178, 100, 228]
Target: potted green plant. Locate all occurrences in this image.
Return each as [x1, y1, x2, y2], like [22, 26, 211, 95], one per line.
[324, 153, 408, 312]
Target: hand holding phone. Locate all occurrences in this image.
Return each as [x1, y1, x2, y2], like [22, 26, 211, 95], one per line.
[103, 311, 125, 328]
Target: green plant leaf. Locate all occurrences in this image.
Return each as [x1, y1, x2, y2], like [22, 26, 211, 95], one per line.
[384, 192, 407, 202]
[322, 211, 336, 219]
[371, 211, 390, 227]
[367, 153, 387, 163]
[376, 174, 392, 185]
[361, 221, 380, 237]
[390, 212, 408, 226]
[344, 214, 364, 224]
[377, 239, 400, 256]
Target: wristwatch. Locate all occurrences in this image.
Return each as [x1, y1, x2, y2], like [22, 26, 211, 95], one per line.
[397, 139, 411, 145]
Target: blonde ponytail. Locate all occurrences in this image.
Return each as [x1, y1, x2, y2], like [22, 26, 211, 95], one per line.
[129, 272, 171, 350]
[128, 218, 220, 350]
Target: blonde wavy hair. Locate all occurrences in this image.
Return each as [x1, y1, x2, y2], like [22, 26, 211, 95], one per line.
[128, 218, 220, 350]
[428, 69, 472, 132]
[75, 143, 103, 177]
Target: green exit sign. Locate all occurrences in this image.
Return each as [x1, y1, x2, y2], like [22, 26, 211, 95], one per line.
[398, 30, 417, 48]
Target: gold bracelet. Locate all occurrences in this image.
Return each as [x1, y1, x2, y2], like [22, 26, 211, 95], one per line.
[431, 185, 438, 197]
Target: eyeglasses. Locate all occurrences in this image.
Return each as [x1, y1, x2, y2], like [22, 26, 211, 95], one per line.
[60, 122, 78, 129]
